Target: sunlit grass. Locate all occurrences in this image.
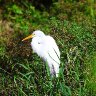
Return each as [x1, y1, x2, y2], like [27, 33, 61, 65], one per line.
[0, 17, 96, 95]
[85, 52, 96, 95]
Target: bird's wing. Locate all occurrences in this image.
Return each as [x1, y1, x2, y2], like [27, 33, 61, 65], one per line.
[45, 36, 60, 64]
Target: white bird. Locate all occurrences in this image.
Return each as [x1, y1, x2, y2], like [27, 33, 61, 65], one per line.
[22, 30, 60, 77]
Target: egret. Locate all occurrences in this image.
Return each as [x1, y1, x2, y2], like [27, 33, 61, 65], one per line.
[22, 30, 60, 77]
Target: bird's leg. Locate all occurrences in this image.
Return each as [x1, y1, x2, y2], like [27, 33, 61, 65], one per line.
[50, 64, 56, 77]
[54, 65, 59, 77]
[45, 61, 56, 77]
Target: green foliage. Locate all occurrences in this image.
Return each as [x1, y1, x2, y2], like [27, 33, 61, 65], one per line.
[0, 0, 96, 96]
[85, 52, 96, 95]
[50, 0, 96, 20]
[8, 4, 23, 14]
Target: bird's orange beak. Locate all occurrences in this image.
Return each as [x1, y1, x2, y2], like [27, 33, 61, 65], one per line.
[22, 34, 35, 41]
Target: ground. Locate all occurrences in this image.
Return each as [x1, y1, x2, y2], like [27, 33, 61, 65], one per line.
[0, 0, 96, 96]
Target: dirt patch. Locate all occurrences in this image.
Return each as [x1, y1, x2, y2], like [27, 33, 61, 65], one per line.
[0, 20, 32, 60]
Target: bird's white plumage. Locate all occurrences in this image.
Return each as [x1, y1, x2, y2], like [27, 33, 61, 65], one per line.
[31, 30, 60, 77]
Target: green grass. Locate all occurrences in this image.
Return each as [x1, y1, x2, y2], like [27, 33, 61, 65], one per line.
[85, 52, 96, 95]
[0, 1, 96, 96]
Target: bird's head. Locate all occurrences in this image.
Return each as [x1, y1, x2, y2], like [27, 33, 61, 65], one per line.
[22, 30, 45, 41]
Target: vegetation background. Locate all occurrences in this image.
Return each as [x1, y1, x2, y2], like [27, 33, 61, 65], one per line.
[0, 0, 96, 95]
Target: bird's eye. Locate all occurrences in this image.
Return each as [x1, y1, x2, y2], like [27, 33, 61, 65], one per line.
[38, 42, 40, 44]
